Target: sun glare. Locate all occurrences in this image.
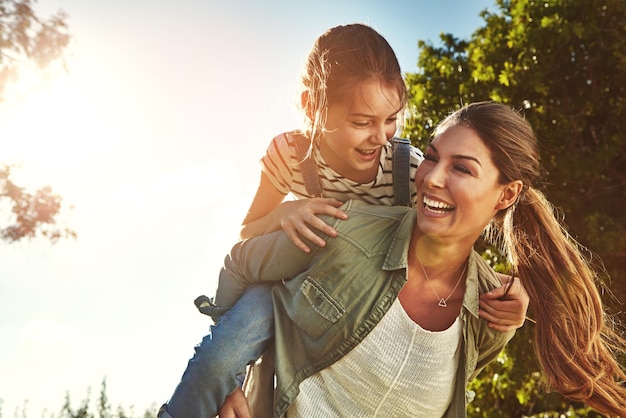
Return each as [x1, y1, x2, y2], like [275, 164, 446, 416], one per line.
[0, 64, 110, 191]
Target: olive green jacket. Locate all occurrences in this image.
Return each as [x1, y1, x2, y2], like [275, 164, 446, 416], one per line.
[215, 200, 515, 417]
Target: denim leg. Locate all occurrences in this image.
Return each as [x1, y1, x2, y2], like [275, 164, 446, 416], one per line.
[164, 284, 274, 418]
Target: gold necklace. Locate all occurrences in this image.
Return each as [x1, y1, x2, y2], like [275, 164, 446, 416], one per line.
[418, 257, 468, 308]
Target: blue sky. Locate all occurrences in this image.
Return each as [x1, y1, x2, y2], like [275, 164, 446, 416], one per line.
[0, 0, 495, 415]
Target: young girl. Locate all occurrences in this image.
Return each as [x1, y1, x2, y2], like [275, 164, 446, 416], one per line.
[239, 23, 525, 324]
[159, 25, 527, 418]
[216, 102, 626, 417]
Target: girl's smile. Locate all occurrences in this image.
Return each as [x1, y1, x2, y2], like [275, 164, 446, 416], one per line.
[319, 77, 402, 184]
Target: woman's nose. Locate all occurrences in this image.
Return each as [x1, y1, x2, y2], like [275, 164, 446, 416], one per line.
[423, 163, 445, 188]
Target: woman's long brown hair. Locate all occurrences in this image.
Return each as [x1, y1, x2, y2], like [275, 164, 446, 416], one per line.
[436, 102, 626, 416]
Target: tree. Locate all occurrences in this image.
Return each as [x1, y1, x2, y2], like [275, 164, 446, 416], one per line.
[0, 0, 69, 98]
[403, 0, 625, 415]
[97, 378, 112, 418]
[0, 0, 73, 243]
[0, 164, 75, 242]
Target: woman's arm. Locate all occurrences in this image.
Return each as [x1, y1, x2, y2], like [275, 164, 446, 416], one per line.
[217, 388, 250, 418]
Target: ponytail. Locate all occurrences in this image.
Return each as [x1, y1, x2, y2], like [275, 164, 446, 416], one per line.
[498, 186, 626, 415]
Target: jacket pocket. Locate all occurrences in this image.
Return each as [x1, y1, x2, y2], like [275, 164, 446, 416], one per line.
[288, 277, 345, 339]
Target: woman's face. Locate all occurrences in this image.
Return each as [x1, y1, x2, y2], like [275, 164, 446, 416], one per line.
[318, 78, 402, 184]
[414, 124, 518, 244]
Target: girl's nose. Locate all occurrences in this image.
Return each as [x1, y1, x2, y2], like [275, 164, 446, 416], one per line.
[370, 125, 389, 145]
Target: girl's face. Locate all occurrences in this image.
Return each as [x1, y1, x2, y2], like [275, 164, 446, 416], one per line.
[414, 124, 521, 245]
[319, 78, 402, 183]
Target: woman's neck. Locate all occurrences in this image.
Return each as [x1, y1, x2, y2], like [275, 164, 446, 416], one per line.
[401, 230, 472, 329]
[408, 232, 472, 285]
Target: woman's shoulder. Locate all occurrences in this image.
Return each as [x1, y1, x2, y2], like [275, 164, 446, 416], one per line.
[469, 250, 504, 292]
[317, 201, 414, 233]
[342, 200, 414, 218]
[326, 200, 415, 240]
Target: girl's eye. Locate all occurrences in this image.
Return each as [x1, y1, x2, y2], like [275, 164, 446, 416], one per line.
[352, 121, 368, 127]
[424, 154, 437, 162]
[385, 117, 397, 124]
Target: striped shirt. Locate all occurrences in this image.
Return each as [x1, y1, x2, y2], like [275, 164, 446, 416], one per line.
[260, 131, 423, 206]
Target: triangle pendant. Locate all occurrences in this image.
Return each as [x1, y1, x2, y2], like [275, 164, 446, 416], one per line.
[438, 298, 448, 307]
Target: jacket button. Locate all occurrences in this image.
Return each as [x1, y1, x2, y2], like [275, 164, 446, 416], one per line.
[313, 297, 323, 306]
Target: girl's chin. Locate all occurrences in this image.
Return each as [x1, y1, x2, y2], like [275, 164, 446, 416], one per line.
[355, 153, 378, 164]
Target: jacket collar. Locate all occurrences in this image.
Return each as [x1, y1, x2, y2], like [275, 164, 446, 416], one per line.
[462, 251, 482, 319]
[381, 210, 416, 272]
[381, 210, 482, 319]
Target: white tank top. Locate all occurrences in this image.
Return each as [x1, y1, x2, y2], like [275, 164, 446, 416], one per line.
[287, 298, 462, 417]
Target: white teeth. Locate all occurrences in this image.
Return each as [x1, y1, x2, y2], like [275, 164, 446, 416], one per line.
[358, 149, 375, 155]
[423, 196, 454, 210]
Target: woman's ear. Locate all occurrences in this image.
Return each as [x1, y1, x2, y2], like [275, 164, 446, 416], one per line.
[496, 180, 523, 211]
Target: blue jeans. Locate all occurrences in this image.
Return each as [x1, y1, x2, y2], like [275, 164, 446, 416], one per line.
[162, 284, 274, 418]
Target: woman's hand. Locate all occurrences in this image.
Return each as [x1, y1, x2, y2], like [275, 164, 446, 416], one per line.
[218, 388, 251, 418]
[278, 198, 348, 253]
[479, 275, 529, 332]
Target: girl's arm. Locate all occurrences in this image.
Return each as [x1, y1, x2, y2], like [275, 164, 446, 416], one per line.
[240, 172, 288, 238]
[241, 172, 347, 252]
[478, 275, 529, 332]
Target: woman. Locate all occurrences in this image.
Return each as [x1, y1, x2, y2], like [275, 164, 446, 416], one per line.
[216, 101, 626, 417]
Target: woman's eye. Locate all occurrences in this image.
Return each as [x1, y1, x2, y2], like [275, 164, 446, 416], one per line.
[424, 154, 437, 162]
[454, 165, 471, 174]
[352, 121, 368, 127]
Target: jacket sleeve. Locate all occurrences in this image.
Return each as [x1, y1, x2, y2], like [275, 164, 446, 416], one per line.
[213, 229, 316, 308]
[470, 328, 515, 381]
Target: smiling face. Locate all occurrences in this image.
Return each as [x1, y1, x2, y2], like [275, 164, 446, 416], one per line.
[317, 77, 402, 183]
[414, 124, 522, 245]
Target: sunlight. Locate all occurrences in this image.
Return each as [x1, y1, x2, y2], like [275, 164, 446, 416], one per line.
[21, 317, 80, 343]
[0, 65, 109, 190]
[0, 57, 134, 194]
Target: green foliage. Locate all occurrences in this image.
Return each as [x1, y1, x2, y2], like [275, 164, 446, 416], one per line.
[0, 164, 76, 243]
[467, 325, 603, 417]
[97, 379, 111, 418]
[60, 389, 91, 418]
[0, 378, 156, 418]
[0, 1, 73, 243]
[404, 0, 626, 415]
[0, 0, 70, 99]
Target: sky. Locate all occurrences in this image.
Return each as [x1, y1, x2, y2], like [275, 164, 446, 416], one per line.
[0, 0, 495, 415]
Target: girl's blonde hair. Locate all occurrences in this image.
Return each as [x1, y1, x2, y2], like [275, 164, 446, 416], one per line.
[436, 101, 626, 416]
[300, 23, 407, 143]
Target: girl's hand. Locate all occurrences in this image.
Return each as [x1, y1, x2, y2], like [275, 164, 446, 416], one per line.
[218, 387, 251, 418]
[279, 198, 348, 253]
[478, 275, 529, 332]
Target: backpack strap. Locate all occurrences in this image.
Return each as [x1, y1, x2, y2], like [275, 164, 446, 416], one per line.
[392, 137, 412, 206]
[294, 134, 411, 204]
[293, 133, 324, 197]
